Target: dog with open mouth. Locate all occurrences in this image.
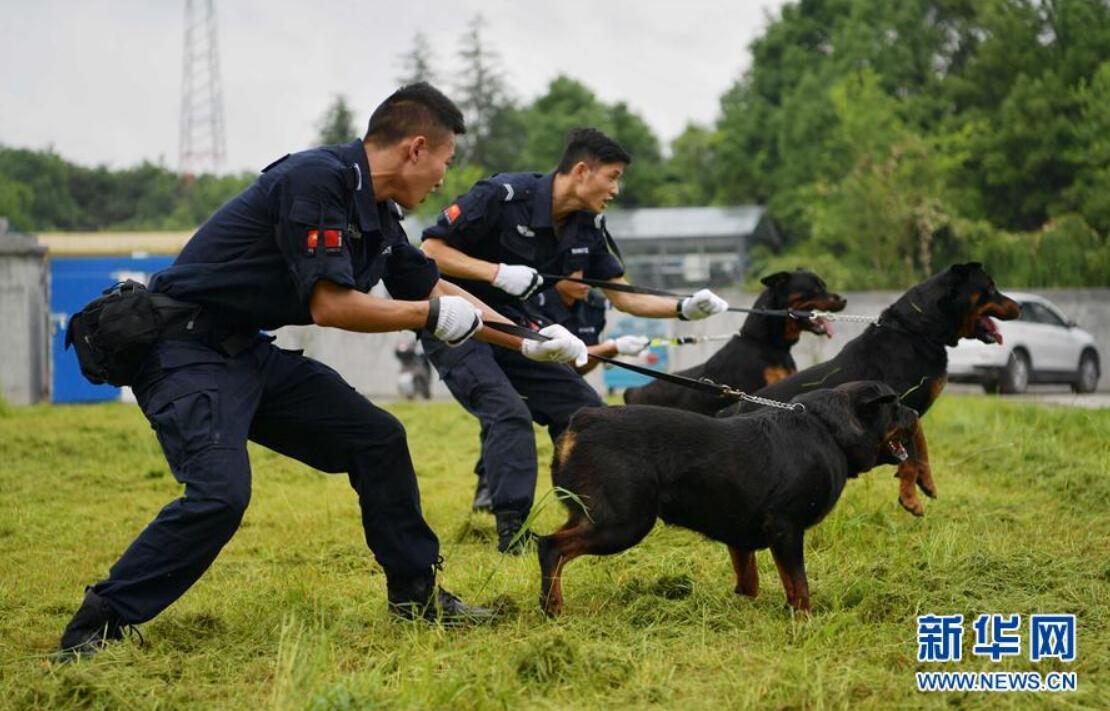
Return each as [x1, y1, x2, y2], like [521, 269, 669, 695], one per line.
[538, 381, 918, 617]
[719, 262, 1021, 516]
[624, 269, 846, 415]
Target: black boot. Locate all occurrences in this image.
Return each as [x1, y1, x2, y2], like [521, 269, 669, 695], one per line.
[386, 565, 497, 627]
[471, 473, 493, 514]
[56, 590, 132, 662]
[495, 510, 534, 555]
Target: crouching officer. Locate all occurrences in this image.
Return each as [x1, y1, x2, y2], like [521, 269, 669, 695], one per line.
[421, 128, 729, 553]
[56, 83, 590, 660]
[470, 273, 649, 511]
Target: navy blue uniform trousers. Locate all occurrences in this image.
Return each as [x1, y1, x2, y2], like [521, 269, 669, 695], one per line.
[92, 338, 439, 624]
[422, 337, 603, 517]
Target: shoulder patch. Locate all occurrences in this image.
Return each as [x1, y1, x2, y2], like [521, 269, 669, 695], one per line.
[444, 203, 462, 224]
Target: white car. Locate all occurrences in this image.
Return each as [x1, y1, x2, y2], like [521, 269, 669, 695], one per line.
[947, 293, 1100, 394]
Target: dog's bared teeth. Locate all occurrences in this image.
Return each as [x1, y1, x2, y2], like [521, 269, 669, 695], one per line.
[889, 440, 909, 461]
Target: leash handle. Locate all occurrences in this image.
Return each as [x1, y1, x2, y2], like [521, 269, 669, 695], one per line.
[481, 321, 804, 412]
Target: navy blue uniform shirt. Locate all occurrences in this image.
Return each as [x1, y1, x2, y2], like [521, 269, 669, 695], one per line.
[422, 171, 624, 324]
[150, 140, 439, 331]
[529, 288, 608, 346]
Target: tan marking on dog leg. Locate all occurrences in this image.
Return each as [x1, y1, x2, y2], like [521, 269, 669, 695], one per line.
[771, 549, 796, 607]
[897, 459, 925, 516]
[762, 367, 792, 386]
[540, 523, 590, 617]
[729, 546, 759, 598]
[912, 428, 936, 499]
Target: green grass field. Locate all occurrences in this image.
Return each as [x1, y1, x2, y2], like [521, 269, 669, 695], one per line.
[1, 395, 1107, 709]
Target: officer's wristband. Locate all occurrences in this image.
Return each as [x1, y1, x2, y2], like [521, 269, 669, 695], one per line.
[676, 298, 689, 321]
[425, 298, 441, 332]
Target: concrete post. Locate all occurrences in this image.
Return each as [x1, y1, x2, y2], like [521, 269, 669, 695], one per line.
[0, 226, 50, 405]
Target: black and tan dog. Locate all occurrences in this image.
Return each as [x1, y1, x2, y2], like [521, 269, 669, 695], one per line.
[538, 381, 918, 617]
[720, 262, 1020, 516]
[624, 269, 846, 415]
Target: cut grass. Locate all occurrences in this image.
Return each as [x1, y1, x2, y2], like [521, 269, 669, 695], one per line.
[0, 396, 1107, 709]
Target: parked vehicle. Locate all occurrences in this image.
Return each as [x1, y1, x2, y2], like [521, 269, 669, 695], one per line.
[947, 293, 1100, 394]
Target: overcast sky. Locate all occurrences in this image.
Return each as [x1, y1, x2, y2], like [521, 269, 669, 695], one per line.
[0, 0, 788, 174]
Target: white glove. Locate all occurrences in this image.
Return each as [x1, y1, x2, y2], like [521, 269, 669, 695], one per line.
[520, 323, 589, 367]
[492, 263, 543, 298]
[679, 289, 729, 320]
[426, 296, 482, 347]
[611, 335, 650, 356]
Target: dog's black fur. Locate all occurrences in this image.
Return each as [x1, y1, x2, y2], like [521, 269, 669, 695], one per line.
[623, 269, 846, 415]
[718, 262, 1021, 515]
[538, 381, 918, 616]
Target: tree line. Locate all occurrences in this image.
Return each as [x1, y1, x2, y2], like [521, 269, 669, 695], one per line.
[3, 0, 1108, 288]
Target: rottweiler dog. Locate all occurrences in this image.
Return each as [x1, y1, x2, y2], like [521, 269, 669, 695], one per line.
[624, 269, 846, 415]
[538, 381, 918, 617]
[719, 262, 1020, 516]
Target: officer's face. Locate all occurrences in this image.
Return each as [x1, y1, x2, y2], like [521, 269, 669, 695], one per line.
[555, 270, 591, 303]
[576, 161, 624, 213]
[398, 133, 456, 209]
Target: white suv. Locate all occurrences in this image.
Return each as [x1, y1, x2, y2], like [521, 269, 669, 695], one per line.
[947, 293, 1100, 394]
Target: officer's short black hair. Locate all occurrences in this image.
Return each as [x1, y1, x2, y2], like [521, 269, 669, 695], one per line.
[365, 82, 466, 146]
[556, 128, 632, 174]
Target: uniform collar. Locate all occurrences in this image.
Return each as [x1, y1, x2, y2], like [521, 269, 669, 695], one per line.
[529, 172, 556, 230]
[340, 139, 382, 233]
[533, 288, 575, 327]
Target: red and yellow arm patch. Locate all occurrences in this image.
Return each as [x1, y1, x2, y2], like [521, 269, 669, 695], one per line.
[306, 229, 343, 255]
[444, 203, 462, 224]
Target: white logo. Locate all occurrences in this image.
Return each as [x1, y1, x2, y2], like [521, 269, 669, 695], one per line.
[516, 225, 535, 237]
[571, 247, 589, 255]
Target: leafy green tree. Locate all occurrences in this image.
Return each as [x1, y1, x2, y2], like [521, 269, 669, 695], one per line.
[656, 123, 716, 206]
[1062, 61, 1110, 233]
[0, 147, 83, 230]
[0, 173, 34, 231]
[316, 95, 358, 146]
[453, 16, 521, 168]
[514, 77, 664, 205]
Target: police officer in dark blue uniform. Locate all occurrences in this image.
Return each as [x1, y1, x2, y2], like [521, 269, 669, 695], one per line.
[421, 128, 729, 553]
[56, 84, 591, 659]
[469, 273, 651, 512]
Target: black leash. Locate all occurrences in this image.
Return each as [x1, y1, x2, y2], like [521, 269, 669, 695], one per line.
[537, 272, 878, 323]
[482, 321, 805, 412]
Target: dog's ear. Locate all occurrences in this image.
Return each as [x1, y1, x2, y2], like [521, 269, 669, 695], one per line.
[851, 382, 898, 422]
[856, 382, 898, 408]
[796, 390, 866, 445]
[760, 271, 791, 289]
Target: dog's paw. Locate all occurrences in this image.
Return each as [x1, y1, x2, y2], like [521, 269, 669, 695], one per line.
[898, 495, 926, 517]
